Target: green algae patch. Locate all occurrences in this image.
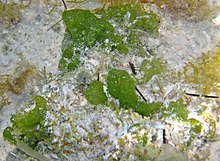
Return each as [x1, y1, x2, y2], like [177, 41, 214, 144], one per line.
[62, 9, 119, 48]
[59, 9, 126, 71]
[59, 31, 80, 71]
[168, 98, 188, 121]
[131, 12, 160, 35]
[107, 69, 138, 107]
[107, 69, 161, 116]
[101, 2, 160, 55]
[3, 127, 16, 145]
[133, 102, 161, 117]
[189, 118, 202, 134]
[85, 80, 108, 105]
[127, 32, 145, 56]
[3, 95, 49, 146]
[140, 59, 164, 83]
[102, 2, 160, 36]
[102, 2, 144, 26]
[59, 1, 160, 71]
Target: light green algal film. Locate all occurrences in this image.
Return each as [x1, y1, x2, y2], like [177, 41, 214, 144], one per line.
[189, 118, 202, 134]
[168, 98, 188, 121]
[3, 95, 49, 146]
[140, 59, 164, 83]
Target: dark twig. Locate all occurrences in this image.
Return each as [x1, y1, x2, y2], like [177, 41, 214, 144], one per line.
[128, 62, 147, 102]
[129, 61, 137, 75]
[186, 92, 218, 99]
[163, 129, 168, 144]
[97, 72, 100, 81]
[47, 19, 62, 31]
[43, 66, 47, 79]
[135, 87, 147, 102]
[61, 0, 67, 10]
[47, 0, 67, 31]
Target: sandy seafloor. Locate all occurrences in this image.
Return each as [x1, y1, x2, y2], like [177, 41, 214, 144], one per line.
[1, 0, 220, 160]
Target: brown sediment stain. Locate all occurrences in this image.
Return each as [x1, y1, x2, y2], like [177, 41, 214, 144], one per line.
[140, 0, 215, 21]
[0, 64, 38, 95]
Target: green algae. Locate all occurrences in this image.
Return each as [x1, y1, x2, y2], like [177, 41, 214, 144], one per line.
[106, 69, 161, 116]
[85, 80, 108, 105]
[58, 31, 81, 71]
[102, 2, 145, 25]
[168, 98, 188, 121]
[3, 95, 49, 146]
[140, 59, 164, 83]
[81, 68, 162, 117]
[107, 69, 138, 107]
[133, 102, 161, 117]
[189, 118, 202, 134]
[127, 32, 145, 56]
[3, 127, 16, 145]
[59, 1, 160, 71]
[102, 2, 160, 36]
[59, 9, 126, 71]
[62, 9, 117, 48]
[131, 13, 160, 35]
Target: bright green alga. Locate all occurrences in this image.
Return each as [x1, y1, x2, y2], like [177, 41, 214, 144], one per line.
[62, 9, 123, 48]
[133, 102, 161, 117]
[3, 127, 15, 145]
[102, 2, 160, 36]
[85, 80, 108, 105]
[3, 95, 49, 146]
[59, 9, 126, 71]
[59, 1, 160, 71]
[107, 69, 138, 107]
[107, 69, 161, 116]
[59, 31, 81, 71]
